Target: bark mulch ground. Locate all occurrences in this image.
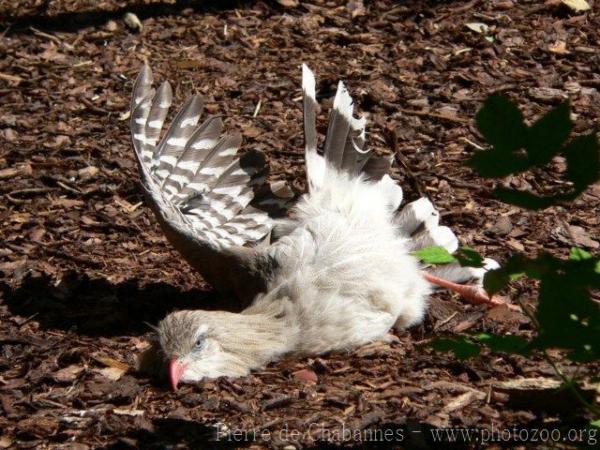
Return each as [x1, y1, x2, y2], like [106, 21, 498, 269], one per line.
[1, 0, 599, 448]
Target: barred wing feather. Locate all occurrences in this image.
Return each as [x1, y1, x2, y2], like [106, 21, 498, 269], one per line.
[130, 65, 291, 282]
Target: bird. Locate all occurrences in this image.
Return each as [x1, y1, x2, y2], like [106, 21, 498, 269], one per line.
[129, 64, 504, 390]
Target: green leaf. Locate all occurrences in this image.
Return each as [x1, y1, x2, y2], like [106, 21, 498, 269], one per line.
[570, 247, 592, 261]
[483, 268, 511, 296]
[474, 333, 531, 355]
[525, 102, 573, 166]
[476, 95, 527, 154]
[591, 419, 600, 429]
[467, 149, 530, 178]
[470, 97, 599, 210]
[411, 246, 456, 265]
[493, 188, 564, 210]
[455, 247, 485, 268]
[532, 275, 600, 360]
[482, 253, 535, 295]
[469, 95, 532, 178]
[564, 133, 600, 191]
[428, 338, 481, 360]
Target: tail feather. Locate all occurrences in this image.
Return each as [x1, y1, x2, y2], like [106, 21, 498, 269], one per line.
[395, 198, 457, 252]
[131, 69, 155, 164]
[178, 134, 242, 200]
[302, 64, 322, 192]
[394, 197, 499, 284]
[379, 175, 404, 211]
[323, 81, 353, 169]
[406, 225, 459, 253]
[361, 155, 392, 182]
[302, 65, 370, 189]
[131, 64, 153, 113]
[394, 197, 438, 235]
[341, 115, 369, 175]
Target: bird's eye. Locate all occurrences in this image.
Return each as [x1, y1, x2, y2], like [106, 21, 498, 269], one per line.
[194, 337, 205, 350]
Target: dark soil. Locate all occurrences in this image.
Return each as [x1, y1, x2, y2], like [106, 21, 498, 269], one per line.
[1, 0, 599, 448]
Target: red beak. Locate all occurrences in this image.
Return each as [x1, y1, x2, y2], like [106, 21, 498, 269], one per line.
[168, 358, 187, 391]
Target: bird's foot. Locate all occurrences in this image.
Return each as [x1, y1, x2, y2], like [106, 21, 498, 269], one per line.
[423, 272, 520, 311]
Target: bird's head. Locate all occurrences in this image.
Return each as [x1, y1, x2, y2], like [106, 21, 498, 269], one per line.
[157, 310, 247, 389]
[156, 308, 294, 389]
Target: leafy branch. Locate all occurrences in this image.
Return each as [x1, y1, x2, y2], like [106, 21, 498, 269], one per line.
[418, 96, 600, 422]
[468, 95, 599, 209]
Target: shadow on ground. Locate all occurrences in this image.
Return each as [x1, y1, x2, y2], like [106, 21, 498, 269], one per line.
[2, 0, 254, 32]
[99, 418, 479, 450]
[0, 271, 244, 336]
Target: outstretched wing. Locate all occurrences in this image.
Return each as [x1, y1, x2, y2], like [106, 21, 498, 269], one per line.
[301, 65, 497, 285]
[130, 65, 292, 300]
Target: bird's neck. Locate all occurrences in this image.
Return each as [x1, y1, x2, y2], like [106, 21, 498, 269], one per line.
[218, 304, 299, 374]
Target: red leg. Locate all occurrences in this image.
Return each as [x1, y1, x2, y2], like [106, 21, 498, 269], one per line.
[422, 272, 518, 310]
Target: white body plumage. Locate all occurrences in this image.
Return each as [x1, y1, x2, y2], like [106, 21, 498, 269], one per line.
[260, 169, 430, 354]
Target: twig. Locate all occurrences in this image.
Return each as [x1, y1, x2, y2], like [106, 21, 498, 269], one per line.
[0, 25, 11, 39]
[437, 173, 485, 191]
[6, 187, 57, 196]
[399, 108, 469, 124]
[434, 0, 481, 22]
[81, 98, 109, 115]
[385, 125, 427, 197]
[44, 247, 102, 268]
[461, 137, 486, 151]
[56, 180, 82, 195]
[253, 99, 262, 118]
[17, 312, 39, 328]
[0, 72, 22, 83]
[5, 194, 30, 204]
[29, 27, 63, 45]
[434, 311, 459, 331]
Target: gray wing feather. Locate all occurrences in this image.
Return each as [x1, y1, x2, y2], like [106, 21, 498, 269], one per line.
[144, 82, 173, 163]
[301, 65, 499, 286]
[162, 116, 223, 199]
[152, 95, 203, 181]
[130, 65, 293, 298]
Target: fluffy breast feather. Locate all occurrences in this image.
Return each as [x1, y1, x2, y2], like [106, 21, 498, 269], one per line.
[252, 169, 431, 353]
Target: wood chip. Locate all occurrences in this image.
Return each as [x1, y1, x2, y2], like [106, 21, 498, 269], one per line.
[465, 22, 489, 34]
[442, 390, 484, 413]
[123, 12, 143, 31]
[54, 365, 84, 383]
[113, 408, 145, 416]
[292, 368, 318, 383]
[568, 225, 599, 249]
[561, 0, 591, 11]
[548, 40, 569, 54]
